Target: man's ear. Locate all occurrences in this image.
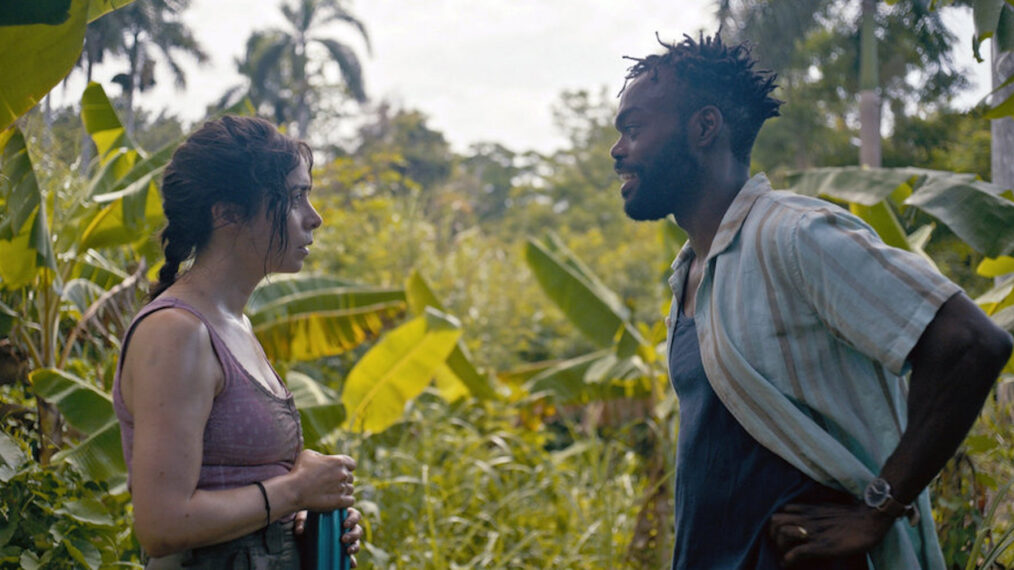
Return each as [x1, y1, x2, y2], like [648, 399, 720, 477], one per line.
[211, 202, 243, 226]
[689, 105, 723, 149]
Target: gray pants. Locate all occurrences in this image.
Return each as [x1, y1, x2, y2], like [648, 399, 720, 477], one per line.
[145, 520, 300, 570]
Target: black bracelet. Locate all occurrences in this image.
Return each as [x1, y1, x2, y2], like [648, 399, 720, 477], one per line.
[253, 481, 271, 528]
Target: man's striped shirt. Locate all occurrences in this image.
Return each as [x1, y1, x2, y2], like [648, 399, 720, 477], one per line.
[666, 173, 960, 569]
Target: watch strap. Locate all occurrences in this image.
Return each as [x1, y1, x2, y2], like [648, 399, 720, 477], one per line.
[865, 478, 921, 526]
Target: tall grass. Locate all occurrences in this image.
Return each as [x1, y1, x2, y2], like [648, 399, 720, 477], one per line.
[320, 391, 673, 569]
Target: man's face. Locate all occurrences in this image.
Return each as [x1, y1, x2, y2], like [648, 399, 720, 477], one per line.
[610, 72, 701, 221]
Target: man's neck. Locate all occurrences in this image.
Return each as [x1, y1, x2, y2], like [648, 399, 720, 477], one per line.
[678, 162, 750, 259]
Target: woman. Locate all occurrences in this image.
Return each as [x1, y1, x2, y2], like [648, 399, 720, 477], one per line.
[113, 116, 363, 568]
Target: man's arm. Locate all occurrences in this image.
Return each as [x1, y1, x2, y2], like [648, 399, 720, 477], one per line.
[880, 292, 1011, 505]
[769, 292, 1012, 567]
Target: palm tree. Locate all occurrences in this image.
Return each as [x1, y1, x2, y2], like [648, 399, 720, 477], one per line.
[104, 0, 208, 136]
[233, 0, 371, 139]
[717, 0, 965, 169]
[77, 14, 126, 85]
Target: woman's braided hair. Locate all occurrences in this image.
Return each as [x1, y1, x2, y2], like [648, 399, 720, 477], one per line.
[149, 116, 312, 300]
[621, 32, 783, 164]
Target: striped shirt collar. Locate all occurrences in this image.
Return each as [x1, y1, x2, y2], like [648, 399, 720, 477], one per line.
[669, 172, 773, 286]
[707, 172, 772, 262]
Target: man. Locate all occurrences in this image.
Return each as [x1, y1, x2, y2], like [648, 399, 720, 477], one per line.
[610, 32, 1012, 569]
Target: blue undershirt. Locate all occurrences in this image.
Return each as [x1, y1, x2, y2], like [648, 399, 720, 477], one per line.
[669, 307, 816, 569]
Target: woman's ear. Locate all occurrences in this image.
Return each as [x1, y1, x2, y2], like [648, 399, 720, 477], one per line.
[211, 202, 243, 227]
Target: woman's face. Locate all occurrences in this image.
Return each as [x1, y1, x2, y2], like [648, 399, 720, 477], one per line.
[247, 156, 322, 275]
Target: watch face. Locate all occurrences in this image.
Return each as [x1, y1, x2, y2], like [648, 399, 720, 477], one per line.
[864, 478, 891, 507]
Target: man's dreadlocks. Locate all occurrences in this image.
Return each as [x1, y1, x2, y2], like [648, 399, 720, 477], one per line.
[621, 32, 783, 164]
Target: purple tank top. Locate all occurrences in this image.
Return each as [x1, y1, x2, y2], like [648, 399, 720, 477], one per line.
[113, 297, 303, 492]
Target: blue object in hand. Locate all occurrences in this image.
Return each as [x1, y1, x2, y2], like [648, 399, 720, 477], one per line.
[314, 509, 351, 570]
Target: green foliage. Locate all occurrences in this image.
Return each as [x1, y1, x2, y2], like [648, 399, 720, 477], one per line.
[785, 166, 1014, 257]
[405, 271, 498, 401]
[248, 273, 407, 362]
[288, 370, 346, 448]
[353, 107, 454, 195]
[525, 233, 637, 350]
[0, 127, 57, 290]
[930, 391, 1014, 569]
[342, 308, 462, 433]
[4, 4, 1014, 565]
[1, 384, 139, 569]
[0, 456, 138, 569]
[30, 368, 127, 492]
[320, 392, 669, 569]
[884, 109, 992, 177]
[0, 0, 136, 130]
[728, 0, 977, 171]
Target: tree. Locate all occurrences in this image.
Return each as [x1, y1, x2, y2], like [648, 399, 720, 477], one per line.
[859, 0, 880, 166]
[986, 5, 1014, 190]
[530, 89, 623, 233]
[718, 0, 968, 171]
[77, 11, 125, 85]
[232, 0, 370, 140]
[103, 0, 207, 137]
[457, 142, 527, 222]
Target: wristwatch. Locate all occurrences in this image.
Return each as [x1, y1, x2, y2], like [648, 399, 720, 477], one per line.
[863, 477, 920, 526]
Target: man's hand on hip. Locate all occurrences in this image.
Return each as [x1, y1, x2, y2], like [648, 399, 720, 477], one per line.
[768, 501, 893, 568]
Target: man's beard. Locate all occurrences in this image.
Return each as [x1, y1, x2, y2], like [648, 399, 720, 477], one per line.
[623, 139, 700, 222]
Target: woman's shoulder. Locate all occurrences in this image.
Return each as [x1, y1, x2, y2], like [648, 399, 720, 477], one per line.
[120, 302, 225, 413]
[124, 303, 220, 380]
[132, 302, 211, 343]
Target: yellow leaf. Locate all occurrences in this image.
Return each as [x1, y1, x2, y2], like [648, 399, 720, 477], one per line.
[977, 256, 1014, 278]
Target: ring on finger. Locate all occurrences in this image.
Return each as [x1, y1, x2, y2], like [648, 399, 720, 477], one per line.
[795, 525, 808, 538]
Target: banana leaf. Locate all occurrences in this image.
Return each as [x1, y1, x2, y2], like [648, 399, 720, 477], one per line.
[785, 167, 1014, 257]
[287, 371, 345, 448]
[71, 249, 130, 289]
[249, 282, 406, 361]
[0, 431, 28, 483]
[52, 423, 127, 494]
[30, 368, 126, 490]
[525, 234, 645, 354]
[77, 84, 171, 250]
[405, 270, 497, 400]
[342, 308, 462, 433]
[31, 368, 114, 435]
[249, 274, 365, 312]
[81, 82, 138, 161]
[977, 256, 1014, 278]
[0, 127, 56, 289]
[524, 350, 654, 405]
[0, 1, 111, 130]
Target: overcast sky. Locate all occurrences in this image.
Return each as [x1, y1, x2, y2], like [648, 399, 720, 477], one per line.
[55, 0, 992, 155]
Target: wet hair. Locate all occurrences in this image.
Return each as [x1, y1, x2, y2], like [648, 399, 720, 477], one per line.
[621, 32, 783, 163]
[149, 115, 313, 300]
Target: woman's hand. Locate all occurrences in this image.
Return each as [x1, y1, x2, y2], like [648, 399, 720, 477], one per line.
[342, 507, 364, 568]
[289, 450, 357, 512]
[290, 507, 364, 567]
